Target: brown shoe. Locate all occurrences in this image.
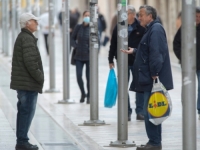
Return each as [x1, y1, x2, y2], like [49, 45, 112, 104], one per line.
[136, 143, 162, 150]
[136, 114, 144, 120]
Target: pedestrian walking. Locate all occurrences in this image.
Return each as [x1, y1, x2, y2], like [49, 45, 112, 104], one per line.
[58, 8, 80, 51]
[39, 9, 49, 54]
[71, 10, 90, 104]
[10, 13, 44, 150]
[109, 5, 145, 121]
[122, 5, 173, 150]
[173, 7, 200, 120]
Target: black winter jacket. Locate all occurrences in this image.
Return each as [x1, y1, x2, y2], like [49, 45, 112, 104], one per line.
[130, 20, 173, 92]
[173, 25, 200, 70]
[71, 23, 90, 61]
[10, 28, 44, 93]
[108, 19, 145, 66]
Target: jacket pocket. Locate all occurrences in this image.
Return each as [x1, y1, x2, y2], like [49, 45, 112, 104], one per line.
[139, 42, 148, 63]
[138, 66, 152, 85]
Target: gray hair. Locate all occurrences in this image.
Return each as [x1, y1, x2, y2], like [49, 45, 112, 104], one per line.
[19, 21, 30, 29]
[139, 5, 157, 20]
[127, 5, 136, 14]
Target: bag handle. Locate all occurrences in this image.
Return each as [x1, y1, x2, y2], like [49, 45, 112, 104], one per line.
[153, 77, 160, 84]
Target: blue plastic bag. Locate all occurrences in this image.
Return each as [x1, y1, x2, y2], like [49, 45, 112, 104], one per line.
[104, 69, 118, 108]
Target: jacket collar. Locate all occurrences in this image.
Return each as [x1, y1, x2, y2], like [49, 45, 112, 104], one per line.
[21, 28, 38, 41]
[145, 19, 160, 32]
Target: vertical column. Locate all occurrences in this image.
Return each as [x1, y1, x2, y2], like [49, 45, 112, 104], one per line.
[34, 0, 40, 39]
[11, 0, 16, 51]
[58, 0, 74, 103]
[45, 0, 59, 93]
[2, 0, 5, 53]
[4, 0, 9, 56]
[82, 0, 105, 126]
[26, 0, 32, 13]
[168, 0, 177, 51]
[109, 0, 135, 147]
[16, 0, 21, 33]
[182, 1, 196, 150]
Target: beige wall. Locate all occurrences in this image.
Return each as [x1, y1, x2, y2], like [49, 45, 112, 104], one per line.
[129, 0, 144, 11]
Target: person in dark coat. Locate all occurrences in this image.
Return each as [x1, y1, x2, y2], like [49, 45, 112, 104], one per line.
[173, 7, 200, 120]
[108, 5, 145, 121]
[58, 8, 80, 51]
[71, 10, 90, 104]
[122, 5, 173, 150]
[10, 13, 44, 150]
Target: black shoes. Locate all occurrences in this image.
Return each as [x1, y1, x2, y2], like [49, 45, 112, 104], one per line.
[80, 94, 86, 103]
[136, 143, 162, 150]
[80, 94, 90, 104]
[136, 114, 144, 120]
[15, 142, 38, 150]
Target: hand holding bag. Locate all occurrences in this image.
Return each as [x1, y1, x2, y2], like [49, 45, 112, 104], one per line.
[104, 69, 118, 108]
[147, 77, 172, 125]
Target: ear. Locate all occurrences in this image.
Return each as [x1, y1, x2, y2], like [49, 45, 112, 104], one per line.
[26, 21, 30, 26]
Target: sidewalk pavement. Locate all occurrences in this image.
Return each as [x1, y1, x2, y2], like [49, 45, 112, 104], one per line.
[0, 29, 200, 150]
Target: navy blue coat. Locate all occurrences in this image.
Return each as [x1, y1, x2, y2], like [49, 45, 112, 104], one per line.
[130, 20, 173, 92]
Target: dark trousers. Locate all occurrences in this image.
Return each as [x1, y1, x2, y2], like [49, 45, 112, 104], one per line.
[43, 34, 49, 54]
[75, 60, 90, 97]
[197, 70, 200, 114]
[128, 66, 144, 115]
[16, 90, 38, 145]
[144, 91, 162, 146]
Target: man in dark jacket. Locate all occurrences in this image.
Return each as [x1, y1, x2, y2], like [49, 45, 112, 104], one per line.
[173, 7, 200, 120]
[10, 13, 44, 150]
[108, 5, 145, 121]
[122, 5, 173, 150]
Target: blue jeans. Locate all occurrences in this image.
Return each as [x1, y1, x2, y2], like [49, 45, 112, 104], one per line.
[197, 70, 200, 114]
[144, 92, 162, 146]
[128, 66, 144, 115]
[16, 90, 38, 145]
[76, 60, 89, 97]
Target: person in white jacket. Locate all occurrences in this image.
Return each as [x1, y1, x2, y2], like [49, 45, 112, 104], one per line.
[39, 9, 57, 55]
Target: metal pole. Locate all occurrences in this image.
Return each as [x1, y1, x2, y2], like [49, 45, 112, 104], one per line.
[109, 0, 135, 147]
[2, 0, 5, 54]
[45, 0, 59, 93]
[58, 0, 74, 103]
[26, 0, 32, 13]
[0, 0, 2, 53]
[182, 0, 196, 150]
[11, 0, 16, 50]
[16, 0, 21, 33]
[34, 0, 40, 39]
[81, 0, 105, 126]
[4, 0, 9, 56]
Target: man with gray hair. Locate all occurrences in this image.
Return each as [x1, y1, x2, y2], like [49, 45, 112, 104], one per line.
[108, 5, 145, 121]
[10, 13, 44, 150]
[122, 5, 173, 150]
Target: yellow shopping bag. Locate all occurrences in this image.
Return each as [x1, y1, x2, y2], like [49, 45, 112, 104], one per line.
[147, 77, 172, 125]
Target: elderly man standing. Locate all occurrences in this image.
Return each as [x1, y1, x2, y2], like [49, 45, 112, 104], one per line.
[10, 13, 44, 150]
[109, 5, 145, 121]
[122, 5, 173, 150]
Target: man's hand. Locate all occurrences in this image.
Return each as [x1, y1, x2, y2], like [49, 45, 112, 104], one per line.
[121, 47, 134, 54]
[109, 63, 114, 69]
[152, 76, 158, 80]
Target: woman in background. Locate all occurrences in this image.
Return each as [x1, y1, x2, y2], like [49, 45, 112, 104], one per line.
[71, 10, 90, 104]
